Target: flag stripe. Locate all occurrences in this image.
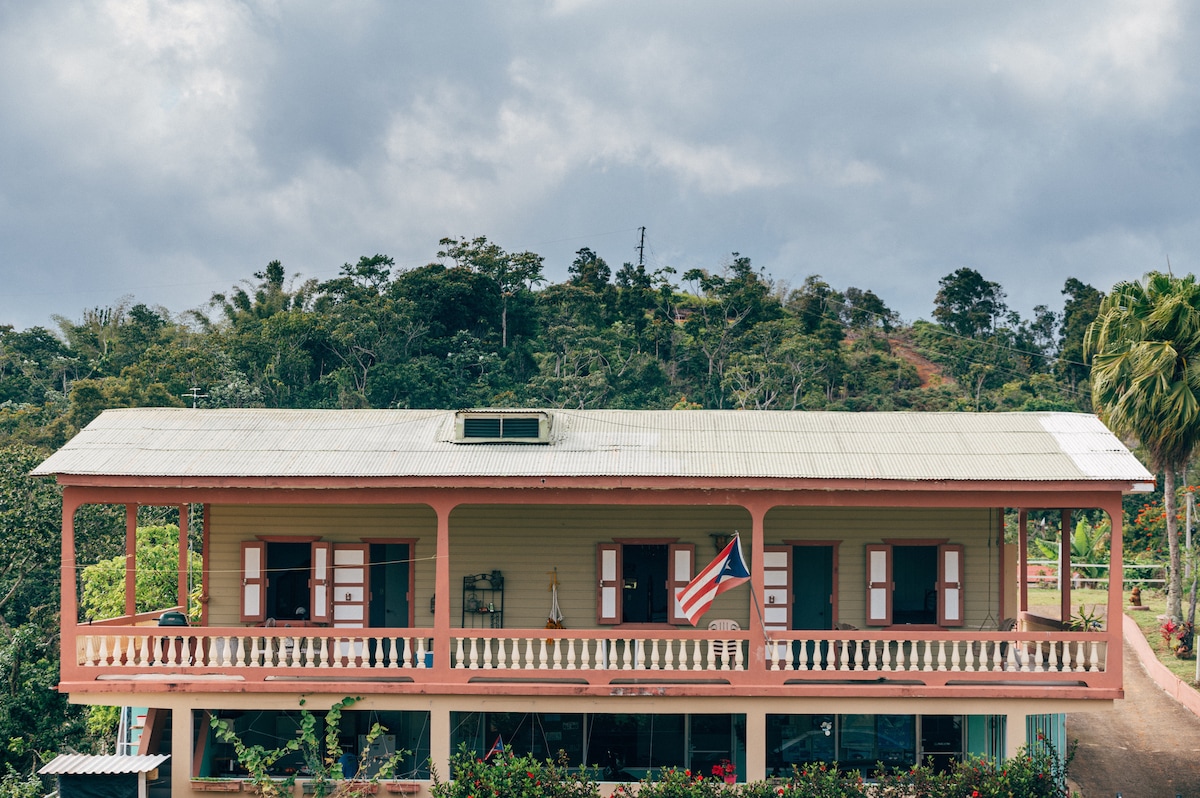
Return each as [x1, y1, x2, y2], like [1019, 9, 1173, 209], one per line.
[678, 536, 750, 625]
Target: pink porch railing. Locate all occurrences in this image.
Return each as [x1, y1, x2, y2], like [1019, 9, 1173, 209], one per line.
[71, 625, 1110, 688]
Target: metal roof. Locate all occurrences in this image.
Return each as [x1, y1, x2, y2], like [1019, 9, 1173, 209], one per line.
[32, 407, 1153, 485]
[38, 753, 169, 775]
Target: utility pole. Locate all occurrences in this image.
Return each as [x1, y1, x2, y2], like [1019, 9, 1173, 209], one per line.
[182, 388, 209, 408]
[636, 226, 646, 268]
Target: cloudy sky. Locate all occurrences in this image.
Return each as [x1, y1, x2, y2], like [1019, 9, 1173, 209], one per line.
[2, 1, 1197, 332]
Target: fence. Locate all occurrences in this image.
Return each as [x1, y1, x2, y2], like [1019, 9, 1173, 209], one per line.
[1026, 560, 1166, 589]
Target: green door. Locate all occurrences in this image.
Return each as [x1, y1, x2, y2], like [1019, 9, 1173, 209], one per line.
[792, 546, 834, 668]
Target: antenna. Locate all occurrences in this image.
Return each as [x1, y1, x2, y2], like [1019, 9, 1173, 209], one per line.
[182, 387, 209, 408]
[636, 226, 646, 267]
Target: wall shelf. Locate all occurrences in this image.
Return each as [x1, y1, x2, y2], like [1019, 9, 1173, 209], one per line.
[462, 571, 504, 628]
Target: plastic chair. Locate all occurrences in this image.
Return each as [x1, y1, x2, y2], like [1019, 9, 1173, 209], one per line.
[707, 619, 740, 664]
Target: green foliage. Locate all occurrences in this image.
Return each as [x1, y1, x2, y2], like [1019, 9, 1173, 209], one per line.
[430, 747, 1068, 798]
[0, 764, 46, 798]
[1030, 519, 1110, 580]
[1087, 271, 1200, 619]
[79, 524, 202, 621]
[211, 698, 408, 798]
[431, 746, 600, 798]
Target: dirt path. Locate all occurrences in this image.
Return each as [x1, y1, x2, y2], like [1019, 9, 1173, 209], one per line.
[1067, 637, 1200, 797]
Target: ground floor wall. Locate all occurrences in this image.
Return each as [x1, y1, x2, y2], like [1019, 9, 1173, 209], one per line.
[74, 692, 1106, 797]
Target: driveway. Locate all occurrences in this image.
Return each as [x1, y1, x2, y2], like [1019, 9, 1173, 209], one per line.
[1067, 625, 1200, 797]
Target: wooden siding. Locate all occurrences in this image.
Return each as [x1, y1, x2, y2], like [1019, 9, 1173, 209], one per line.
[207, 504, 436, 627]
[764, 506, 1002, 630]
[448, 505, 753, 630]
[206, 504, 1003, 631]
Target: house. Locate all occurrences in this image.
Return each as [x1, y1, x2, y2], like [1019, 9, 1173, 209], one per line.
[35, 408, 1153, 796]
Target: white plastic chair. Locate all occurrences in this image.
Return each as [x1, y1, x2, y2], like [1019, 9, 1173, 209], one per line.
[708, 619, 740, 665]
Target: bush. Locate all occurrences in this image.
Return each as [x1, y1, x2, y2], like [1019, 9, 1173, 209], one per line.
[431, 747, 600, 798]
[429, 744, 1069, 798]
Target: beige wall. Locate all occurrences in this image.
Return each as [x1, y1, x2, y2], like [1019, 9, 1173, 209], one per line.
[206, 503, 1003, 631]
[207, 504, 437, 627]
[449, 504, 753, 629]
[765, 506, 1002, 629]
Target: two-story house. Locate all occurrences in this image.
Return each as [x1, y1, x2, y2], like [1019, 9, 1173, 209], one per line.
[35, 408, 1152, 795]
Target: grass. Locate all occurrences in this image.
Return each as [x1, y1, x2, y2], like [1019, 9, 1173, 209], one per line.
[1029, 585, 1200, 686]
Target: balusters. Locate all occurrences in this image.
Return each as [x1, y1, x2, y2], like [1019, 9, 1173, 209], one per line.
[454, 637, 465, 669]
[936, 641, 947, 672]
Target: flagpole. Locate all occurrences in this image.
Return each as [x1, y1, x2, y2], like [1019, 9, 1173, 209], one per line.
[734, 532, 773, 646]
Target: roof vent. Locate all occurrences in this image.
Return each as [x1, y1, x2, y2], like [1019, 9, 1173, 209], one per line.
[455, 411, 550, 444]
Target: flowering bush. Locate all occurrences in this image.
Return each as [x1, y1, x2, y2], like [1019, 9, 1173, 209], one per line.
[711, 759, 736, 781]
[1161, 618, 1195, 655]
[430, 747, 600, 798]
[431, 744, 1069, 798]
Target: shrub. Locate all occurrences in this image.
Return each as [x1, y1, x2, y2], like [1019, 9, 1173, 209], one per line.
[431, 747, 600, 798]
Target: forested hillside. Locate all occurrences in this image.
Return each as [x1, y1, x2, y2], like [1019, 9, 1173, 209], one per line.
[0, 237, 1122, 776]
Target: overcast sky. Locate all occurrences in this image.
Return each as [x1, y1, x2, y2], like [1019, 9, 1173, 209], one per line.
[2, 1, 1197, 332]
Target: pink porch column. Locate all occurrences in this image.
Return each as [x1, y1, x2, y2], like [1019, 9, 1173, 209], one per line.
[1018, 510, 1028, 614]
[743, 498, 770, 785]
[177, 504, 189, 612]
[124, 504, 137, 619]
[60, 490, 82, 683]
[1060, 509, 1072, 626]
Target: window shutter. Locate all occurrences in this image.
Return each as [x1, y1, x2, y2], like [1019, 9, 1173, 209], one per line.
[938, 544, 965, 627]
[762, 546, 791, 633]
[240, 541, 266, 624]
[667, 544, 695, 625]
[331, 544, 369, 628]
[865, 544, 893, 626]
[310, 541, 333, 625]
[597, 543, 621, 625]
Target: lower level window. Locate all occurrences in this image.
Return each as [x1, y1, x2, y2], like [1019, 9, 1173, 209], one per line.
[766, 714, 963, 776]
[450, 712, 745, 780]
[204, 709, 430, 780]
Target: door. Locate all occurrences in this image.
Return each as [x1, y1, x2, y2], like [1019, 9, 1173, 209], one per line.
[369, 543, 411, 628]
[793, 545, 834, 667]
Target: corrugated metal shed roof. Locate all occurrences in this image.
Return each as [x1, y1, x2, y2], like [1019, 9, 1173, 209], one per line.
[38, 753, 169, 775]
[32, 408, 1153, 485]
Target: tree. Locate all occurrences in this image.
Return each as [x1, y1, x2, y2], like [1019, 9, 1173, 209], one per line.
[79, 524, 201, 621]
[1086, 272, 1200, 619]
[438, 236, 544, 348]
[932, 267, 1007, 337]
[1058, 278, 1104, 396]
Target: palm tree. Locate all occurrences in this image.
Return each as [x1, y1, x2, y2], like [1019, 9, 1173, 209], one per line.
[1086, 272, 1200, 620]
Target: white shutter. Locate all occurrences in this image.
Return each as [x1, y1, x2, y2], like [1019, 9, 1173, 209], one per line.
[667, 544, 695, 625]
[865, 544, 893, 626]
[597, 544, 621, 624]
[762, 546, 791, 632]
[310, 541, 333, 625]
[332, 544, 369, 628]
[240, 541, 266, 623]
[938, 544, 965, 627]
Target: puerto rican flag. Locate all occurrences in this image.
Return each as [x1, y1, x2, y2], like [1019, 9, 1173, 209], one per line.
[677, 535, 750, 625]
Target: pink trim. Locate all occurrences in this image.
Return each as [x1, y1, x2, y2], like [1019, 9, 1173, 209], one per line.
[1123, 614, 1200, 717]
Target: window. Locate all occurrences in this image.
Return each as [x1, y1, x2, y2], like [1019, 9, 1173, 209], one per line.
[240, 540, 413, 628]
[597, 542, 694, 625]
[767, 714, 963, 776]
[449, 712, 744, 780]
[865, 543, 963, 626]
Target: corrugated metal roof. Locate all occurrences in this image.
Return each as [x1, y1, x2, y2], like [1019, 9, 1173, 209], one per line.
[32, 408, 1153, 485]
[38, 753, 169, 775]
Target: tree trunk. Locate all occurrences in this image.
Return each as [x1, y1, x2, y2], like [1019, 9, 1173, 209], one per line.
[1166, 467, 1184, 620]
